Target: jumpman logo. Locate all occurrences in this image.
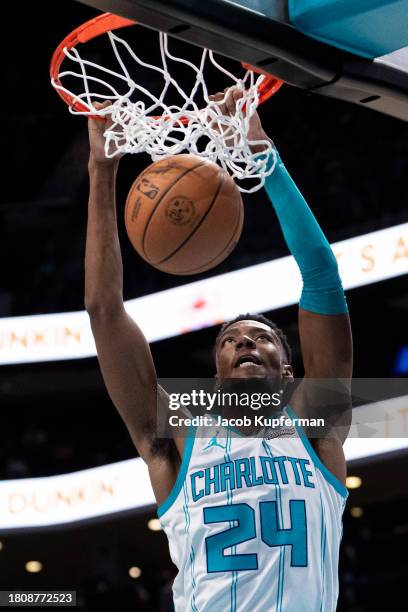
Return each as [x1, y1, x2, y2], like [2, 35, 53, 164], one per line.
[203, 430, 227, 451]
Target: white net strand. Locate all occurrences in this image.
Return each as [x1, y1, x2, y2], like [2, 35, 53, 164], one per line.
[52, 28, 277, 192]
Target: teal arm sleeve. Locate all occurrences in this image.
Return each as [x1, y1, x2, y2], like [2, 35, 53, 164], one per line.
[263, 152, 348, 315]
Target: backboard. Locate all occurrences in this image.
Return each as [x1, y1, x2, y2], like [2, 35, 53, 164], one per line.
[73, 0, 408, 122]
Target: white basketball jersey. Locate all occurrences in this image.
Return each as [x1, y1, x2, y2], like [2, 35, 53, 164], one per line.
[158, 407, 348, 612]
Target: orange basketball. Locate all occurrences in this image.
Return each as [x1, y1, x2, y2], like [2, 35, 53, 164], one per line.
[124, 154, 244, 275]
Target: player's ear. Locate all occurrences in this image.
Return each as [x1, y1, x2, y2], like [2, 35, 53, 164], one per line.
[282, 364, 294, 381]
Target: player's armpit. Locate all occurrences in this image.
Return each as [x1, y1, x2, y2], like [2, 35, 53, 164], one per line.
[290, 375, 352, 446]
[310, 436, 347, 486]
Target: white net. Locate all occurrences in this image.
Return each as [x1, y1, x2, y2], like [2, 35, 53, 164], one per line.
[52, 29, 277, 192]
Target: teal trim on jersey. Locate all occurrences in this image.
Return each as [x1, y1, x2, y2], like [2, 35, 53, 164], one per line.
[262, 440, 285, 611]
[183, 482, 191, 533]
[286, 406, 349, 499]
[319, 494, 327, 612]
[190, 547, 199, 612]
[183, 482, 199, 612]
[224, 428, 238, 612]
[277, 486, 285, 612]
[157, 424, 197, 518]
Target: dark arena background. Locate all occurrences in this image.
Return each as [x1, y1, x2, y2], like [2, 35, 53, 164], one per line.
[0, 2, 407, 611]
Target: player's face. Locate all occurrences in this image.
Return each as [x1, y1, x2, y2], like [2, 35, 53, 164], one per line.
[215, 320, 290, 381]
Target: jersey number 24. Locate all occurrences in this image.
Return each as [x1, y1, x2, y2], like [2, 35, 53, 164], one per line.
[204, 500, 307, 572]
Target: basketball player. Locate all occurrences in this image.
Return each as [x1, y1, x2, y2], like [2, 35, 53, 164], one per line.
[85, 91, 352, 611]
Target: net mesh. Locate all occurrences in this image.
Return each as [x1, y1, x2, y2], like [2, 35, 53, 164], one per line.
[52, 29, 277, 192]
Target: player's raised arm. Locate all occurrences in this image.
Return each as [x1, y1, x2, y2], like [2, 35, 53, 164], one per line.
[260, 152, 353, 494]
[216, 88, 352, 440]
[263, 148, 352, 436]
[213, 87, 352, 382]
[84, 104, 171, 468]
[242, 100, 352, 442]
[261, 154, 352, 371]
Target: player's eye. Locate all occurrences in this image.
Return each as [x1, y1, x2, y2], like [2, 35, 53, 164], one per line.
[223, 337, 235, 345]
[257, 334, 271, 341]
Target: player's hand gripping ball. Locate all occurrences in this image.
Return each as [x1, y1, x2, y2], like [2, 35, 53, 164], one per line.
[124, 154, 244, 274]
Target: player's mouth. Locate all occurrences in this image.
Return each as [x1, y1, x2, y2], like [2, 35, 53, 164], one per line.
[234, 354, 263, 369]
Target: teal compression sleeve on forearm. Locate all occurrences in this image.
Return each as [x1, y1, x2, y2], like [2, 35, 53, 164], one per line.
[263, 152, 348, 315]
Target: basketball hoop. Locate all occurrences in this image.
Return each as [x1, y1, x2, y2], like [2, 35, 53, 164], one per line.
[50, 13, 284, 192]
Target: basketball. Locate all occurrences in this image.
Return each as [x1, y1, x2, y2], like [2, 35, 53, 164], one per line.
[124, 154, 244, 274]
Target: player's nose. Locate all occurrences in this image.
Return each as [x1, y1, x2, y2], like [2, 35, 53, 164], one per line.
[236, 335, 256, 349]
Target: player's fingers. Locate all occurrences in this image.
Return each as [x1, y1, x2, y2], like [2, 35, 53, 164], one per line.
[209, 87, 243, 120]
[89, 100, 113, 127]
[209, 92, 225, 103]
[224, 89, 237, 115]
[232, 88, 244, 102]
[220, 88, 236, 115]
[93, 100, 112, 111]
[223, 86, 243, 115]
[208, 91, 228, 116]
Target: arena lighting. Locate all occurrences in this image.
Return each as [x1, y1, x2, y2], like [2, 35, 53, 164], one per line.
[0, 398, 406, 530]
[394, 346, 408, 374]
[0, 223, 406, 365]
[343, 438, 408, 461]
[346, 476, 362, 489]
[0, 443, 406, 530]
[0, 458, 156, 530]
[129, 566, 142, 579]
[147, 518, 162, 531]
[25, 561, 42, 573]
[350, 507, 364, 518]
[0, 396, 407, 530]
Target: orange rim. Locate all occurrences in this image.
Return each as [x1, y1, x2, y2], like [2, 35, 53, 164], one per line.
[50, 12, 284, 120]
[50, 13, 135, 116]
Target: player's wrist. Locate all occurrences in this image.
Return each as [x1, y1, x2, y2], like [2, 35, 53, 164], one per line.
[249, 135, 274, 155]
